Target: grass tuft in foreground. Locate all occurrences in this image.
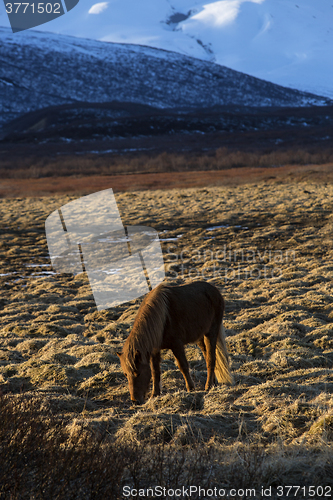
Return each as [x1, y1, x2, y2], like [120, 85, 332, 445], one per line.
[1, 393, 333, 499]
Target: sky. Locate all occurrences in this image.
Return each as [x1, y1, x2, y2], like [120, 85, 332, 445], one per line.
[1, 0, 332, 98]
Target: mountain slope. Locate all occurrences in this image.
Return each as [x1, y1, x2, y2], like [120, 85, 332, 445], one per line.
[1, 0, 332, 98]
[0, 27, 330, 128]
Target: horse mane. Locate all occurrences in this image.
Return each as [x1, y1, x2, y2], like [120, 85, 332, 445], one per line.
[124, 283, 171, 371]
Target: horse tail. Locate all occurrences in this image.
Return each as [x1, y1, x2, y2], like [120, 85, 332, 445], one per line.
[215, 320, 233, 385]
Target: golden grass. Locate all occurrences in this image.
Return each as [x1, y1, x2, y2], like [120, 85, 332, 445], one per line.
[1, 178, 333, 492]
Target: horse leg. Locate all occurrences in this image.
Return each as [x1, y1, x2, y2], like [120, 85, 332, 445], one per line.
[197, 338, 207, 363]
[150, 351, 161, 397]
[203, 334, 217, 390]
[171, 341, 195, 392]
[198, 338, 217, 388]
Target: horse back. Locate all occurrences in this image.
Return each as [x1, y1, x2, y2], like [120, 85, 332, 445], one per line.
[162, 281, 224, 347]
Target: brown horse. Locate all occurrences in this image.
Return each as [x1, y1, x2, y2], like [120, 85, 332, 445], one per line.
[117, 281, 233, 404]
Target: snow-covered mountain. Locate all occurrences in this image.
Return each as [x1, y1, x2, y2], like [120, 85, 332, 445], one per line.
[0, 27, 331, 129]
[0, 0, 332, 98]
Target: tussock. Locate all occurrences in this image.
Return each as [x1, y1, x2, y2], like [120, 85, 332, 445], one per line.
[1, 180, 333, 491]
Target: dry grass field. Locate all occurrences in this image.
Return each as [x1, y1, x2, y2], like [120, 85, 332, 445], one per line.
[1, 173, 333, 498]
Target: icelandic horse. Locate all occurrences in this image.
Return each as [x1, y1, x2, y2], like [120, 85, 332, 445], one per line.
[117, 281, 233, 404]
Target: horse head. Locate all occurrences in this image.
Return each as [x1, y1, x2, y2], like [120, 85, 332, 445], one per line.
[117, 349, 151, 404]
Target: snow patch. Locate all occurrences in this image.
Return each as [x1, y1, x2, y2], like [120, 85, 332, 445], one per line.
[191, 0, 264, 28]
